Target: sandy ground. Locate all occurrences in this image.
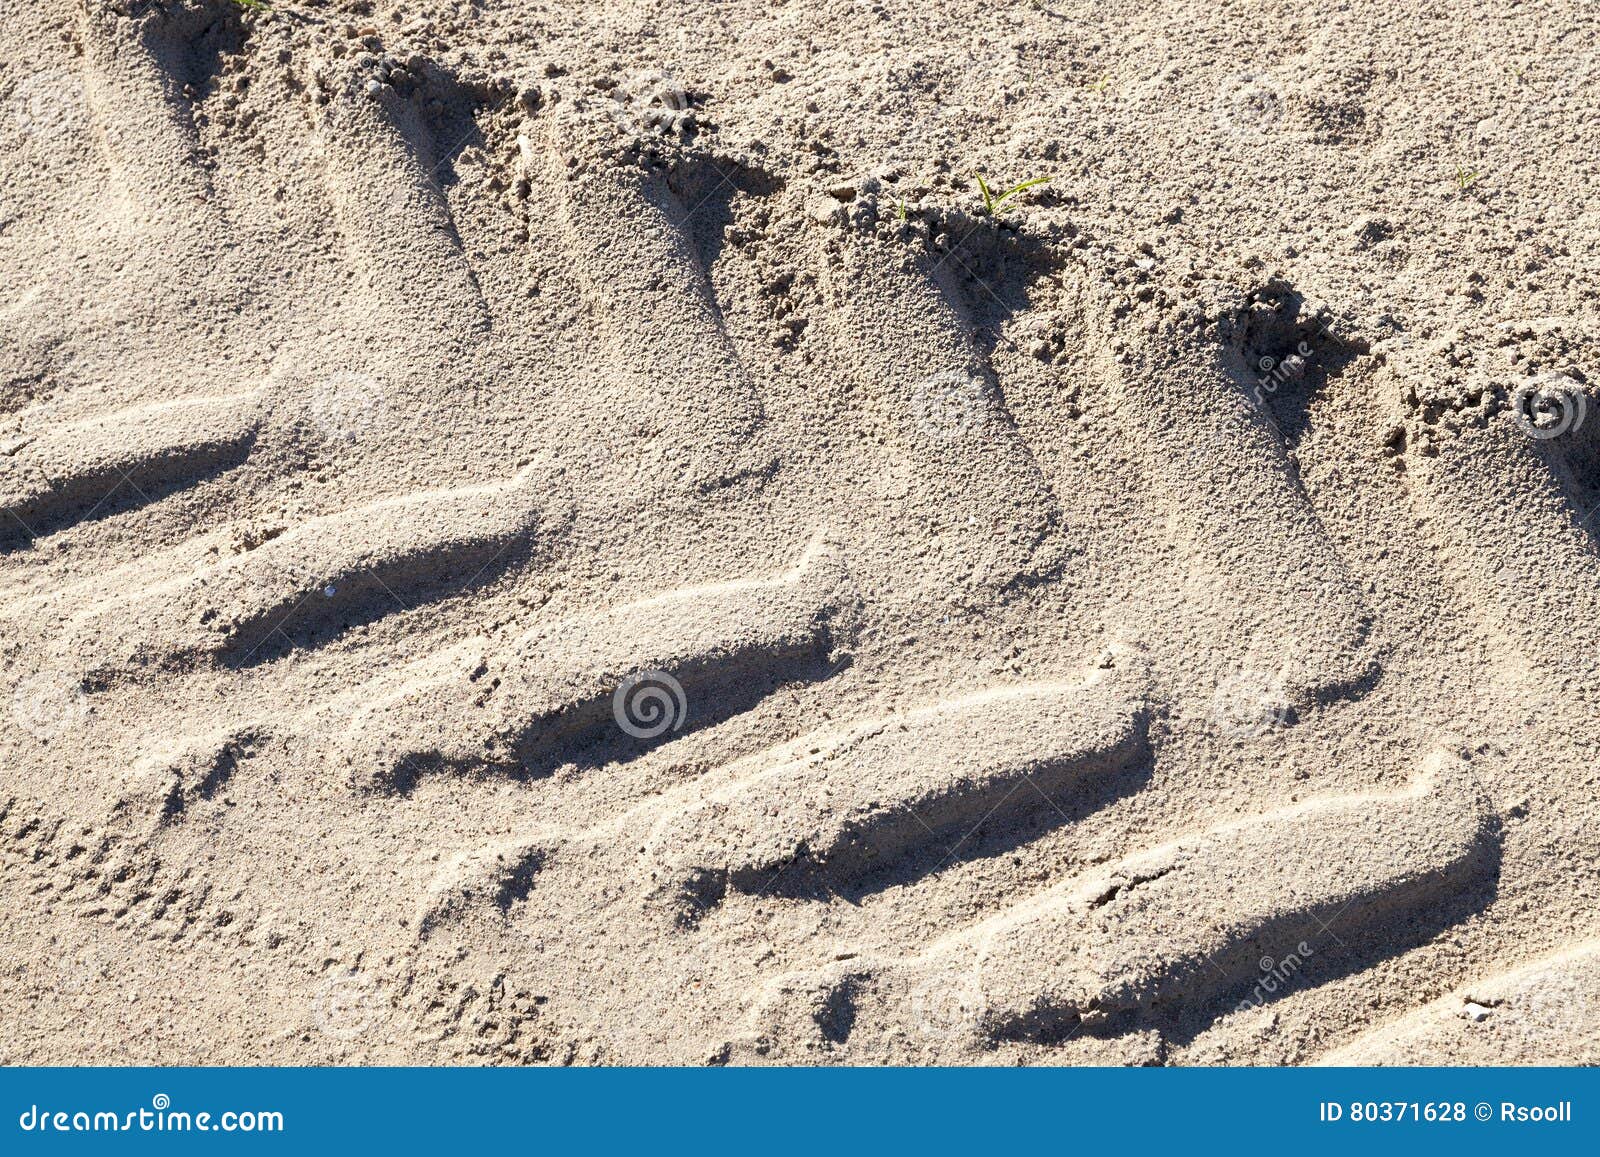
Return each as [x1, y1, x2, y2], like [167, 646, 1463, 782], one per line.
[1, 0, 1598, 1065]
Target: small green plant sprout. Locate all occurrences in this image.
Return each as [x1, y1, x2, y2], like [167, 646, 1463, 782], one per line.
[896, 199, 908, 222]
[1454, 163, 1481, 192]
[1088, 73, 1113, 94]
[231, 0, 272, 11]
[975, 173, 1051, 216]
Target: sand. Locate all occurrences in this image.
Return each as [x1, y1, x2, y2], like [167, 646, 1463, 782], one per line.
[1, 0, 1597, 1065]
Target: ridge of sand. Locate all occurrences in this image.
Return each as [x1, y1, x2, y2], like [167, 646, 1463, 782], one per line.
[2, 0, 1597, 1065]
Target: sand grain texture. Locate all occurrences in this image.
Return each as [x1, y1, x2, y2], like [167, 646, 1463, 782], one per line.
[1, 0, 1598, 1065]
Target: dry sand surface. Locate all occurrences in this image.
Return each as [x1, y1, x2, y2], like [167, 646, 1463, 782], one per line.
[1, 0, 1599, 1065]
